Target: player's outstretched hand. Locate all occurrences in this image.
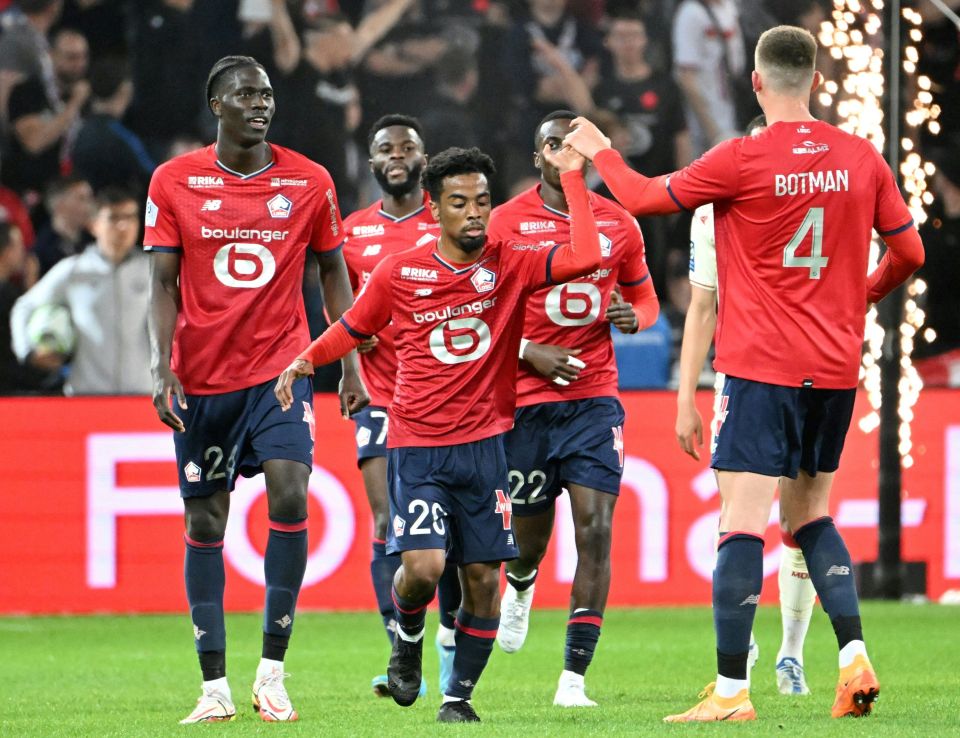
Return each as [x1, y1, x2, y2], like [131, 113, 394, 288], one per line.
[152, 366, 187, 433]
[563, 117, 612, 161]
[541, 141, 587, 175]
[357, 335, 380, 354]
[275, 359, 315, 412]
[606, 290, 639, 333]
[675, 401, 704, 461]
[522, 342, 586, 386]
[339, 369, 370, 419]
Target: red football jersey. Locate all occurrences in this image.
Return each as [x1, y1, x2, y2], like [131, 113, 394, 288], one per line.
[666, 121, 913, 389]
[339, 237, 559, 447]
[488, 186, 650, 405]
[143, 144, 343, 394]
[342, 198, 440, 407]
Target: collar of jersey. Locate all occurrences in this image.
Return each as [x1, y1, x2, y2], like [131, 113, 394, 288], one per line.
[541, 202, 570, 219]
[214, 158, 276, 180]
[432, 250, 489, 274]
[377, 203, 426, 223]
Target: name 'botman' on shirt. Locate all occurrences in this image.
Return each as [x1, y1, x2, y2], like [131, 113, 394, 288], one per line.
[774, 169, 849, 197]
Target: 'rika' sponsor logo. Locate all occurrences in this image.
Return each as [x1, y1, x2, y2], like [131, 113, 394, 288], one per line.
[188, 175, 223, 188]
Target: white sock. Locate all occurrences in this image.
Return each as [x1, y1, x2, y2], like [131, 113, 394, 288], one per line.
[713, 675, 748, 699]
[838, 640, 868, 669]
[777, 545, 816, 664]
[203, 676, 231, 696]
[256, 657, 283, 678]
[436, 624, 456, 648]
[396, 625, 424, 643]
[442, 695, 469, 704]
[508, 568, 537, 587]
[559, 670, 584, 687]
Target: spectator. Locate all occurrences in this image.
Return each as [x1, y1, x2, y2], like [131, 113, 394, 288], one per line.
[503, 0, 602, 132]
[2, 27, 89, 200]
[0, 171, 36, 248]
[126, 0, 204, 159]
[419, 48, 484, 153]
[671, 0, 746, 156]
[72, 56, 155, 196]
[31, 174, 93, 277]
[0, 222, 50, 393]
[10, 186, 151, 395]
[0, 0, 63, 118]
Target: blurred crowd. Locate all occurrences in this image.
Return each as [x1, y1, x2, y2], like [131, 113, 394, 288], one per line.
[0, 0, 959, 396]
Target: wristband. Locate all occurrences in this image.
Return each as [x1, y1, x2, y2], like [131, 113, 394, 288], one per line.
[519, 338, 530, 360]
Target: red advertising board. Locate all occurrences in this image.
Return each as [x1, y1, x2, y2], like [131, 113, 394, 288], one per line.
[1, 390, 957, 614]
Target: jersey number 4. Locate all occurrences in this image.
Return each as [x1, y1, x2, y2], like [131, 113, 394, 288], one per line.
[783, 207, 828, 279]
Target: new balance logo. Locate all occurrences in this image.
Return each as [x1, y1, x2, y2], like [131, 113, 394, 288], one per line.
[193, 624, 206, 640]
[201, 199, 221, 211]
[362, 244, 382, 256]
[275, 614, 292, 629]
[739, 594, 760, 606]
[458, 679, 475, 688]
[826, 565, 850, 576]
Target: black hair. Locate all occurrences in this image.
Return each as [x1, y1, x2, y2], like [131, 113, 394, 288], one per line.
[0, 222, 13, 250]
[420, 147, 495, 200]
[205, 55, 266, 112]
[746, 114, 768, 133]
[89, 56, 129, 100]
[17, 0, 60, 14]
[95, 186, 138, 209]
[535, 109, 578, 147]
[367, 114, 425, 149]
[44, 174, 90, 207]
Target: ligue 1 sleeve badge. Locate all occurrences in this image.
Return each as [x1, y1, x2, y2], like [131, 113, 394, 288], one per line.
[267, 194, 293, 218]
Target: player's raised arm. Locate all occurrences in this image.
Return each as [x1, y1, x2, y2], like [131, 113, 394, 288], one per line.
[563, 116, 679, 216]
[540, 144, 603, 283]
[148, 251, 187, 432]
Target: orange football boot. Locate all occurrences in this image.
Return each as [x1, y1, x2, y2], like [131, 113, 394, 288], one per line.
[831, 654, 880, 718]
[663, 682, 757, 723]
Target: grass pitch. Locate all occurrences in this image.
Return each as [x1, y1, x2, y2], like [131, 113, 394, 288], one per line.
[2, 603, 957, 737]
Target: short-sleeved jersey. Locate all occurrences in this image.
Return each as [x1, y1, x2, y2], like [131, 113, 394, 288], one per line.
[143, 144, 343, 394]
[339, 236, 559, 447]
[488, 186, 650, 406]
[689, 203, 717, 291]
[342, 197, 440, 407]
[666, 120, 913, 389]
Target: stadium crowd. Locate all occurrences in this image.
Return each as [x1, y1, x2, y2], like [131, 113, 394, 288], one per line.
[0, 0, 958, 395]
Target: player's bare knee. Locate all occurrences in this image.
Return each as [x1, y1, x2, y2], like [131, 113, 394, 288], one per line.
[266, 486, 308, 521]
[401, 553, 445, 590]
[184, 505, 227, 542]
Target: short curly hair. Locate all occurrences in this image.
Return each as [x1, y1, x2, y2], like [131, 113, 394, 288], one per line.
[420, 147, 496, 201]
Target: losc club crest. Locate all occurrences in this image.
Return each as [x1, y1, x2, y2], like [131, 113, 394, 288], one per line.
[267, 194, 293, 218]
[470, 266, 496, 293]
[599, 233, 613, 258]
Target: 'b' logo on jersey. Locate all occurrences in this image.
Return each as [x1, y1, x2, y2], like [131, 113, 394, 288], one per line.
[429, 317, 491, 365]
[213, 243, 277, 288]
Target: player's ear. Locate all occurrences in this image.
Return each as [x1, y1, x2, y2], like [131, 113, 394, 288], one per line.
[533, 150, 542, 170]
[811, 70, 823, 94]
[209, 97, 221, 118]
[751, 70, 761, 94]
[429, 198, 440, 222]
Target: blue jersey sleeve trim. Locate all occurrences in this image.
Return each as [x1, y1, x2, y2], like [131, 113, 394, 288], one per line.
[877, 219, 914, 237]
[545, 244, 561, 284]
[339, 316, 371, 340]
[144, 245, 182, 252]
[666, 182, 690, 212]
[619, 274, 650, 287]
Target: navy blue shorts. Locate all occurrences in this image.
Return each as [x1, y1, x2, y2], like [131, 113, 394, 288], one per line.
[503, 397, 625, 517]
[353, 405, 389, 466]
[711, 376, 856, 479]
[386, 435, 518, 565]
[172, 376, 314, 497]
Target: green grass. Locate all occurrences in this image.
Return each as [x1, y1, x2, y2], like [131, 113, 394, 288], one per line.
[2, 603, 957, 736]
